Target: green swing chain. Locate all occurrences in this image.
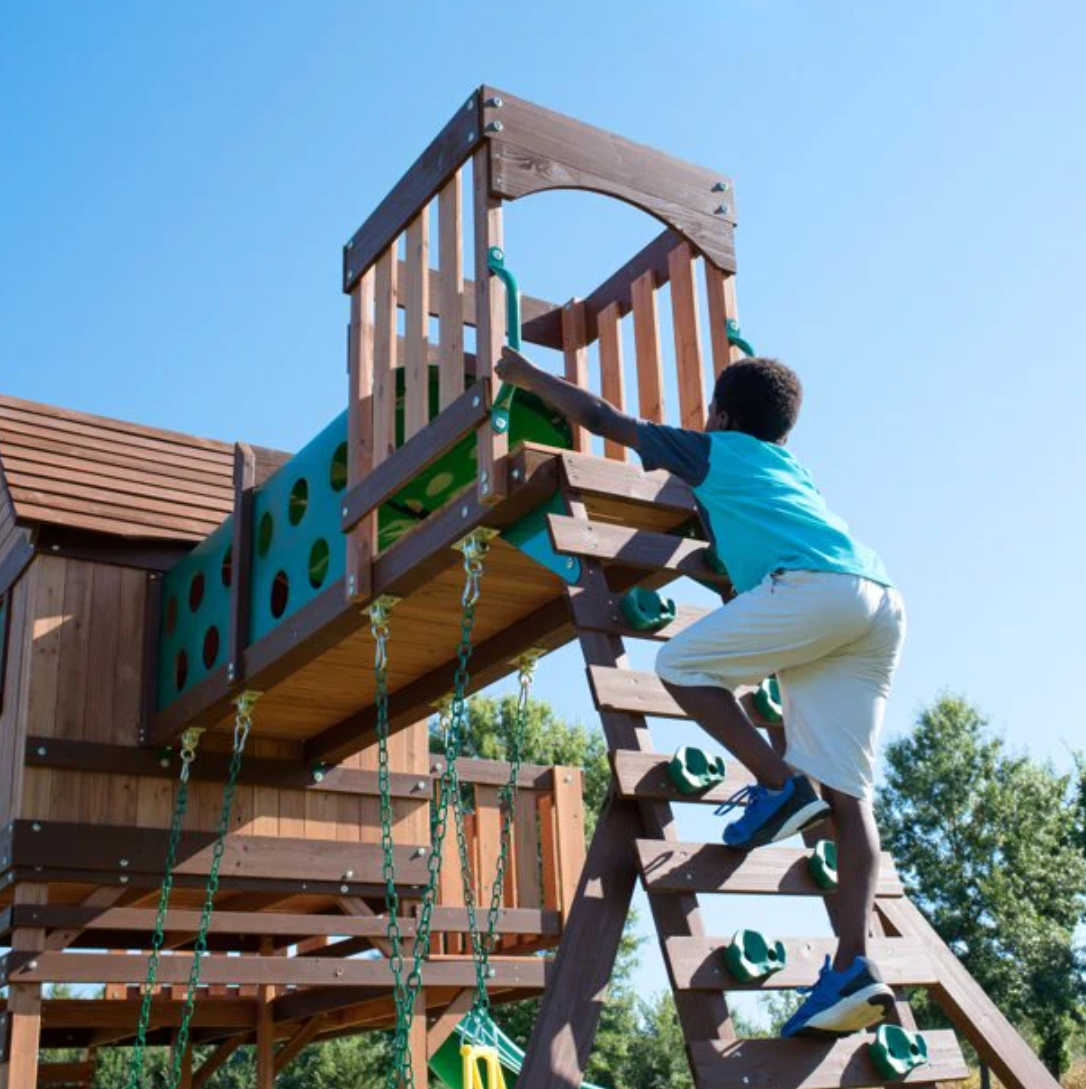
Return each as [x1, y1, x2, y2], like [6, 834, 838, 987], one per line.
[447, 649, 537, 1028]
[165, 693, 255, 1088]
[374, 533, 489, 1089]
[125, 727, 204, 1089]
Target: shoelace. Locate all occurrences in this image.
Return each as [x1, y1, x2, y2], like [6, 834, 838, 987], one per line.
[713, 783, 767, 819]
[795, 954, 834, 997]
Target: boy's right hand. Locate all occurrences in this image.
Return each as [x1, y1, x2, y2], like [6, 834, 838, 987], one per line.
[495, 346, 540, 391]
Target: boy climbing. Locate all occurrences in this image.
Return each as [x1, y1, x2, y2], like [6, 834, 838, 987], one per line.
[494, 347, 905, 1038]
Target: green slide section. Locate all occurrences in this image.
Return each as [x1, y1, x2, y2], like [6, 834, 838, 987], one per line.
[430, 1013, 606, 1089]
[157, 367, 571, 708]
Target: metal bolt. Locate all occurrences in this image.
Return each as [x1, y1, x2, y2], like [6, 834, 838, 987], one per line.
[511, 468, 522, 481]
[119, 858, 129, 868]
[472, 395, 481, 408]
[713, 181, 730, 193]
[566, 558, 575, 569]
[342, 505, 349, 518]
[564, 774, 572, 784]
[31, 822, 41, 832]
[486, 96, 504, 108]
[412, 847, 426, 858]
[460, 506, 469, 519]
[36, 746, 46, 757]
[466, 131, 477, 143]
[415, 780, 427, 791]
[715, 204, 731, 216]
[50, 544, 60, 553]
[27, 960, 37, 971]
[227, 663, 236, 682]
[346, 237, 355, 250]
[340, 884, 349, 893]
[343, 869, 355, 880]
[120, 875, 130, 884]
[485, 121, 504, 134]
[301, 883, 308, 890]
[346, 267, 355, 281]
[335, 968, 343, 977]
[465, 97, 475, 111]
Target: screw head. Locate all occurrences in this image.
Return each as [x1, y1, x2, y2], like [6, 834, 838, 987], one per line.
[461, 506, 469, 518]
[120, 875, 129, 884]
[486, 96, 504, 108]
[119, 858, 129, 868]
[344, 869, 355, 880]
[31, 822, 41, 832]
[341, 505, 349, 518]
[485, 120, 504, 134]
[472, 395, 481, 408]
[346, 267, 355, 281]
[715, 204, 731, 216]
[36, 746, 46, 757]
[339, 884, 349, 893]
[27, 960, 37, 971]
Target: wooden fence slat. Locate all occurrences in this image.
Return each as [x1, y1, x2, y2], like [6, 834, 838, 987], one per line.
[668, 241, 707, 429]
[347, 270, 376, 601]
[597, 302, 627, 462]
[373, 249, 399, 467]
[475, 785, 503, 908]
[631, 270, 665, 423]
[552, 767, 585, 922]
[704, 263, 738, 377]
[513, 790, 542, 910]
[404, 212, 431, 442]
[562, 300, 590, 453]
[538, 793, 559, 912]
[437, 173, 465, 410]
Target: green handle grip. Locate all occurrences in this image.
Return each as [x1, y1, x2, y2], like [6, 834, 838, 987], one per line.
[487, 246, 522, 433]
[726, 318, 755, 358]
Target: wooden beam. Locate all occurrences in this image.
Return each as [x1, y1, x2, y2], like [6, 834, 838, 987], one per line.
[272, 1015, 325, 1075]
[192, 1035, 248, 1089]
[610, 749, 754, 805]
[426, 989, 474, 1059]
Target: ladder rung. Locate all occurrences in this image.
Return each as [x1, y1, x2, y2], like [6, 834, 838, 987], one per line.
[612, 749, 755, 803]
[570, 588, 712, 642]
[637, 841, 904, 897]
[689, 1030, 967, 1088]
[666, 935, 937, 990]
[562, 450, 698, 514]
[549, 515, 731, 586]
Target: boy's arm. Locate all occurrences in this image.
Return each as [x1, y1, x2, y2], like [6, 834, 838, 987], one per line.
[495, 347, 640, 450]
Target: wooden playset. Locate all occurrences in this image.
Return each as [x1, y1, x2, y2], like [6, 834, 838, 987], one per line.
[0, 86, 1061, 1089]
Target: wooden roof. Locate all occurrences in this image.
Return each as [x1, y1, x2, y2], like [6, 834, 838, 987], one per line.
[0, 393, 235, 542]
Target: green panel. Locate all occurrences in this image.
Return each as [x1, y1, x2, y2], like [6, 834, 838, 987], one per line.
[502, 493, 580, 584]
[157, 518, 233, 709]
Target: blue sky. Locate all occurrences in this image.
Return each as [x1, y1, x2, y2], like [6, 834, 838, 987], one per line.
[4, 1, 1085, 1029]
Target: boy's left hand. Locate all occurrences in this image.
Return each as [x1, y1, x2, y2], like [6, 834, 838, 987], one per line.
[495, 346, 539, 390]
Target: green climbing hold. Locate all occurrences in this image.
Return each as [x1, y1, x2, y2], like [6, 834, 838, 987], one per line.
[808, 839, 838, 890]
[726, 318, 755, 358]
[620, 587, 677, 632]
[723, 928, 786, 983]
[667, 746, 727, 796]
[868, 1024, 929, 1079]
[753, 675, 783, 724]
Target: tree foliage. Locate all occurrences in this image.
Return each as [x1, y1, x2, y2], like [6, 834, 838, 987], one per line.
[876, 694, 1086, 1075]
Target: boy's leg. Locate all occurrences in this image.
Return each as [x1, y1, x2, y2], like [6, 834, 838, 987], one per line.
[661, 682, 792, 788]
[822, 786, 880, 971]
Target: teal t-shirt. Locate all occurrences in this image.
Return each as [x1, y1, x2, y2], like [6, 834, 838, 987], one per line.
[635, 423, 891, 595]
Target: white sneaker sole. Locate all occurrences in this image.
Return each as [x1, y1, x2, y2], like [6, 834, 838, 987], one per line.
[772, 798, 832, 842]
[793, 983, 895, 1036]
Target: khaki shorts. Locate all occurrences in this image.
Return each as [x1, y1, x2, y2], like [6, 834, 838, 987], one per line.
[655, 569, 906, 801]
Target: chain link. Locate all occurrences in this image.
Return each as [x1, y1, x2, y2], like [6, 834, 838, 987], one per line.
[376, 539, 488, 1089]
[125, 728, 203, 1089]
[164, 695, 255, 1089]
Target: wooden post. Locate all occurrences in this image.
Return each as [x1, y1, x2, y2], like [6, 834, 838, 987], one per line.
[408, 989, 429, 1089]
[667, 241, 707, 429]
[0, 884, 46, 1089]
[632, 270, 665, 423]
[346, 269, 377, 603]
[171, 1029, 194, 1089]
[704, 263, 740, 377]
[562, 300, 590, 453]
[597, 302, 627, 462]
[472, 146, 507, 505]
[256, 937, 276, 1089]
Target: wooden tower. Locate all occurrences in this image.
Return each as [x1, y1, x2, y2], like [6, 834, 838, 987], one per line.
[0, 87, 1061, 1089]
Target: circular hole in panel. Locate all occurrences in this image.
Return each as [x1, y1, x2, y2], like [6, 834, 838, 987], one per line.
[330, 441, 348, 492]
[221, 545, 233, 588]
[175, 650, 189, 692]
[165, 597, 178, 635]
[202, 626, 220, 670]
[309, 539, 330, 589]
[271, 570, 290, 619]
[189, 571, 205, 612]
[258, 511, 274, 557]
[289, 478, 309, 526]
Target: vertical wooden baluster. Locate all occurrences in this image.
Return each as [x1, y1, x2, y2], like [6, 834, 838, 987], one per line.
[562, 300, 589, 453]
[346, 270, 376, 603]
[472, 146, 507, 504]
[704, 262, 741, 376]
[373, 249, 398, 465]
[597, 302, 627, 462]
[668, 241, 707, 430]
[437, 173, 465, 411]
[404, 212, 430, 442]
[631, 270, 665, 424]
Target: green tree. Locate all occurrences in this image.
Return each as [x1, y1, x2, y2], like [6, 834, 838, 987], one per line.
[875, 694, 1086, 1076]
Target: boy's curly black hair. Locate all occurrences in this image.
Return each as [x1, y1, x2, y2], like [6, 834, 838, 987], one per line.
[712, 357, 802, 442]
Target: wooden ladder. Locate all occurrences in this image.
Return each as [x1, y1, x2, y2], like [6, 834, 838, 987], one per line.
[517, 472, 1062, 1089]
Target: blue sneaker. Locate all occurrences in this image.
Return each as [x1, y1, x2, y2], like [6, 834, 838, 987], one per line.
[782, 955, 895, 1037]
[716, 775, 830, 850]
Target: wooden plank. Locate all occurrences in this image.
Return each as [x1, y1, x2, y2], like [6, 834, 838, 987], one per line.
[559, 450, 696, 513]
[373, 249, 399, 468]
[549, 516, 729, 587]
[513, 791, 542, 911]
[631, 270, 665, 424]
[192, 1036, 247, 1089]
[427, 989, 473, 1059]
[340, 382, 490, 530]
[437, 173, 466, 409]
[482, 89, 736, 271]
[666, 935, 936, 990]
[552, 767, 585, 921]
[273, 1015, 324, 1074]
[11, 951, 548, 990]
[636, 841, 903, 897]
[568, 585, 710, 643]
[2, 884, 45, 1089]
[404, 211, 431, 442]
[877, 897, 1062, 1089]
[611, 749, 753, 804]
[343, 91, 481, 292]
[561, 300, 590, 453]
[346, 269, 377, 603]
[689, 1030, 966, 1089]
[704, 262, 739, 377]
[596, 302, 627, 462]
[409, 989, 429, 1089]
[475, 785, 503, 909]
[668, 241, 708, 430]
[472, 145, 507, 505]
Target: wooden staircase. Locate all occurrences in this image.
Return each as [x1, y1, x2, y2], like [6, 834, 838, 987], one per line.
[516, 467, 1060, 1089]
